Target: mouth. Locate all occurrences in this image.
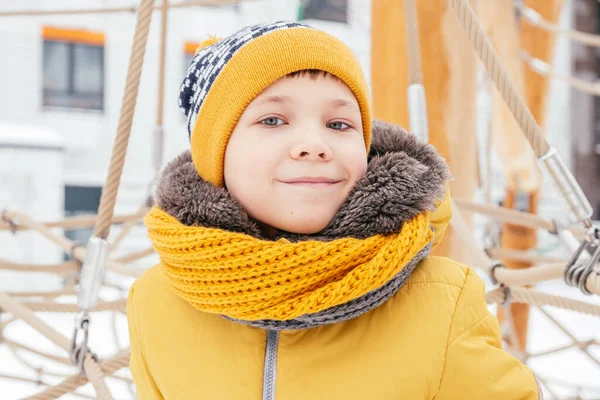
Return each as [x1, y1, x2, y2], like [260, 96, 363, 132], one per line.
[280, 177, 343, 188]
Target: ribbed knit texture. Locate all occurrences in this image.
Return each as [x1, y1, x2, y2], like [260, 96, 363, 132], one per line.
[179, 21, 372, 187]
[227, 243, 432, 330]
[145, 207, 433, 322]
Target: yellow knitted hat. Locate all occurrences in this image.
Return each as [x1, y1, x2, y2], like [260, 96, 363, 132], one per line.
[179, 22, 372, 187]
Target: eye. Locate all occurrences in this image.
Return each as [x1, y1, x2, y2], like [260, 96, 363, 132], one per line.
[327, 121, 352, 131]
[261, 117, 286, 127]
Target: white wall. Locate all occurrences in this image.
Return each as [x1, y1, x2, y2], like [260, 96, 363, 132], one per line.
[0, 0, 373, 263]
[0, 0, 371, 194]
[0, 125, 64, 291]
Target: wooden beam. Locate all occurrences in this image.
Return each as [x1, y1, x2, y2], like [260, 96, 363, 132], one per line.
[479, 0, 564, 352]
[372, 0, 478, 261]
[479, 0, 542, 193]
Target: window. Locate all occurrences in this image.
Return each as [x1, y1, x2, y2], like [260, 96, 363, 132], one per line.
[65, 186, 102, 258]
[63, 185, 102, 259]
[42, 27, 105, 111]
[298, 0, 348, 23]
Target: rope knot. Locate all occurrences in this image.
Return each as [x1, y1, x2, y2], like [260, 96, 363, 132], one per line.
[1, 210, 18, 234]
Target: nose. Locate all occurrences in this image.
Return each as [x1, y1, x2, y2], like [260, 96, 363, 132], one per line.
[290, 135, 332, 161]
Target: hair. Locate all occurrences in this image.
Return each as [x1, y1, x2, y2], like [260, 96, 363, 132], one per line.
[286, 69, 340, 81]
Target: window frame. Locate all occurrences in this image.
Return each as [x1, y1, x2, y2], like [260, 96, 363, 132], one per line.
[298, 0, 349, 24]
[42, 27, 106, 112]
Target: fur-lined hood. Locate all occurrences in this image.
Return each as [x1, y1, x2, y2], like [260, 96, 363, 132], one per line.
[154, 120, 452, 243]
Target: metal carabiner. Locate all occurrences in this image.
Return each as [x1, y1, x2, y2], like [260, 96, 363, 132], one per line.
[1, 211, 17, 234]
[489, 262, 506, 286]
[70, 312, 90, 374]
[564, 226, 600, 295]
[503, 286, 512, 307]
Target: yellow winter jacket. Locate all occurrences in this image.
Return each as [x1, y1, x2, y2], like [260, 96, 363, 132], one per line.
[127, 121, 541, 399]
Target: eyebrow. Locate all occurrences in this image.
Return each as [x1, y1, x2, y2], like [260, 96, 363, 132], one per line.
[255, 95, 292, 105]
[330, 99, 360, 110]
[254, 96, 360, 110]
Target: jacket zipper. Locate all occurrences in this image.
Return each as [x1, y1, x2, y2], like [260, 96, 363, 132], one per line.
[262, 330, 279, 400]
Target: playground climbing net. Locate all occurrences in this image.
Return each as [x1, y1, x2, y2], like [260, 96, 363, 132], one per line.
[0, 0, 599, 398]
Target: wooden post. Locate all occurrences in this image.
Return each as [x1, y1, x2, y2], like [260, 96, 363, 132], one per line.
[371, 0, 478, 262]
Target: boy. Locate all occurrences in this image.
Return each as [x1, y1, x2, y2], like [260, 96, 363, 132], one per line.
[127, 21, 542, 399]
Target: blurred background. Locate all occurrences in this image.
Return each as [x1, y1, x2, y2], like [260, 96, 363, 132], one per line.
[0, 0, 599, 399]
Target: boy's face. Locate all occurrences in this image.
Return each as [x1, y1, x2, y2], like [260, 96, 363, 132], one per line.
[224, 74, 368, 235]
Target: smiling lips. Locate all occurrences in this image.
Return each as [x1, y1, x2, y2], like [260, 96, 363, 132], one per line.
[281, 176, 342, 188]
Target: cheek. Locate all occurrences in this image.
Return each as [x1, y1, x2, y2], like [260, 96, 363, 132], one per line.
[224, 136, 280, 199]
[341, 144, 368, 183]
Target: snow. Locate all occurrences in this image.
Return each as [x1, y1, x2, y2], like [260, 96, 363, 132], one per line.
[0, 123, 64, 150]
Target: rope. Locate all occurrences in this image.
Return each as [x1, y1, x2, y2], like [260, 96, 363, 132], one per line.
[106, 260, 143, 277]
[486, 287, 600, 317]
[0, 211, 145, 232]
[92, 0, 155, 240]
[0, 212, 140, 279]
[528, 342, 579, 358]
[0, 0, 244, 17]
[109, 203, 148, 252]
[538, 307, 600, 368]
[2, 211, 79, 255]
[5, 339, 71, 365]
[449, 0, 550, 157]
[157, 0, 168, 127]
[494, 263, 600, 295]
[20, 299, 126, 313]
[450, 200, 495, 272]
[7, 290, 77, 298]
[0, 293, 70, 352]
[0, 317, 17, 331]
[494, 263, 564, 286]
[26, 350, 130, 400]
[0, 259, 78, 275]
[111, 247, 155, 264]
[463, 195, 544, 230]
[0, 375, 99, 399]
[518, 4, 600, 48]
[451, 200, 600, 296]
[403, 0, 423, 85]
[521, 51, 600, 97]
[84, 354, 113, 400]
[487, 248, 566, 265]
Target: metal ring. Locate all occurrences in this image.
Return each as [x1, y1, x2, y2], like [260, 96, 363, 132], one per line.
[70, 313, 91, 375]
[549, 219, 560, 235]
[490, 262, 505, 285]
[1, 211, 17, 234]
[565, 262, 582, 288]
[578, 266, 596, 296]
[501, 286, 512, 307]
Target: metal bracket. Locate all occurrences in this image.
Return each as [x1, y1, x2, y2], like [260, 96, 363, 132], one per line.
[69, 241, 83, 265]
[1, 210, 17, 234]
[501, 285, 512, 307]
[538, 148, 593, 227]
[564, 226, 600, 295]
[489, 262, 506, 286]
[77, 237, 108, 310]
[70, 312, 92, 374]
[407, 84, 429, 143]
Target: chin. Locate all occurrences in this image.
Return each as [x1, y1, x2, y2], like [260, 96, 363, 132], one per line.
[277, 215, 333, 235]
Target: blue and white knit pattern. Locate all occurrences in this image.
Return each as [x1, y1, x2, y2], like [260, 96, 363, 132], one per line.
[179, 21, 310, 137]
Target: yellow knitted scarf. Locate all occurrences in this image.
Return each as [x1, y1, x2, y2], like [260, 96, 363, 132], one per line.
[146, 206, 434, 322]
